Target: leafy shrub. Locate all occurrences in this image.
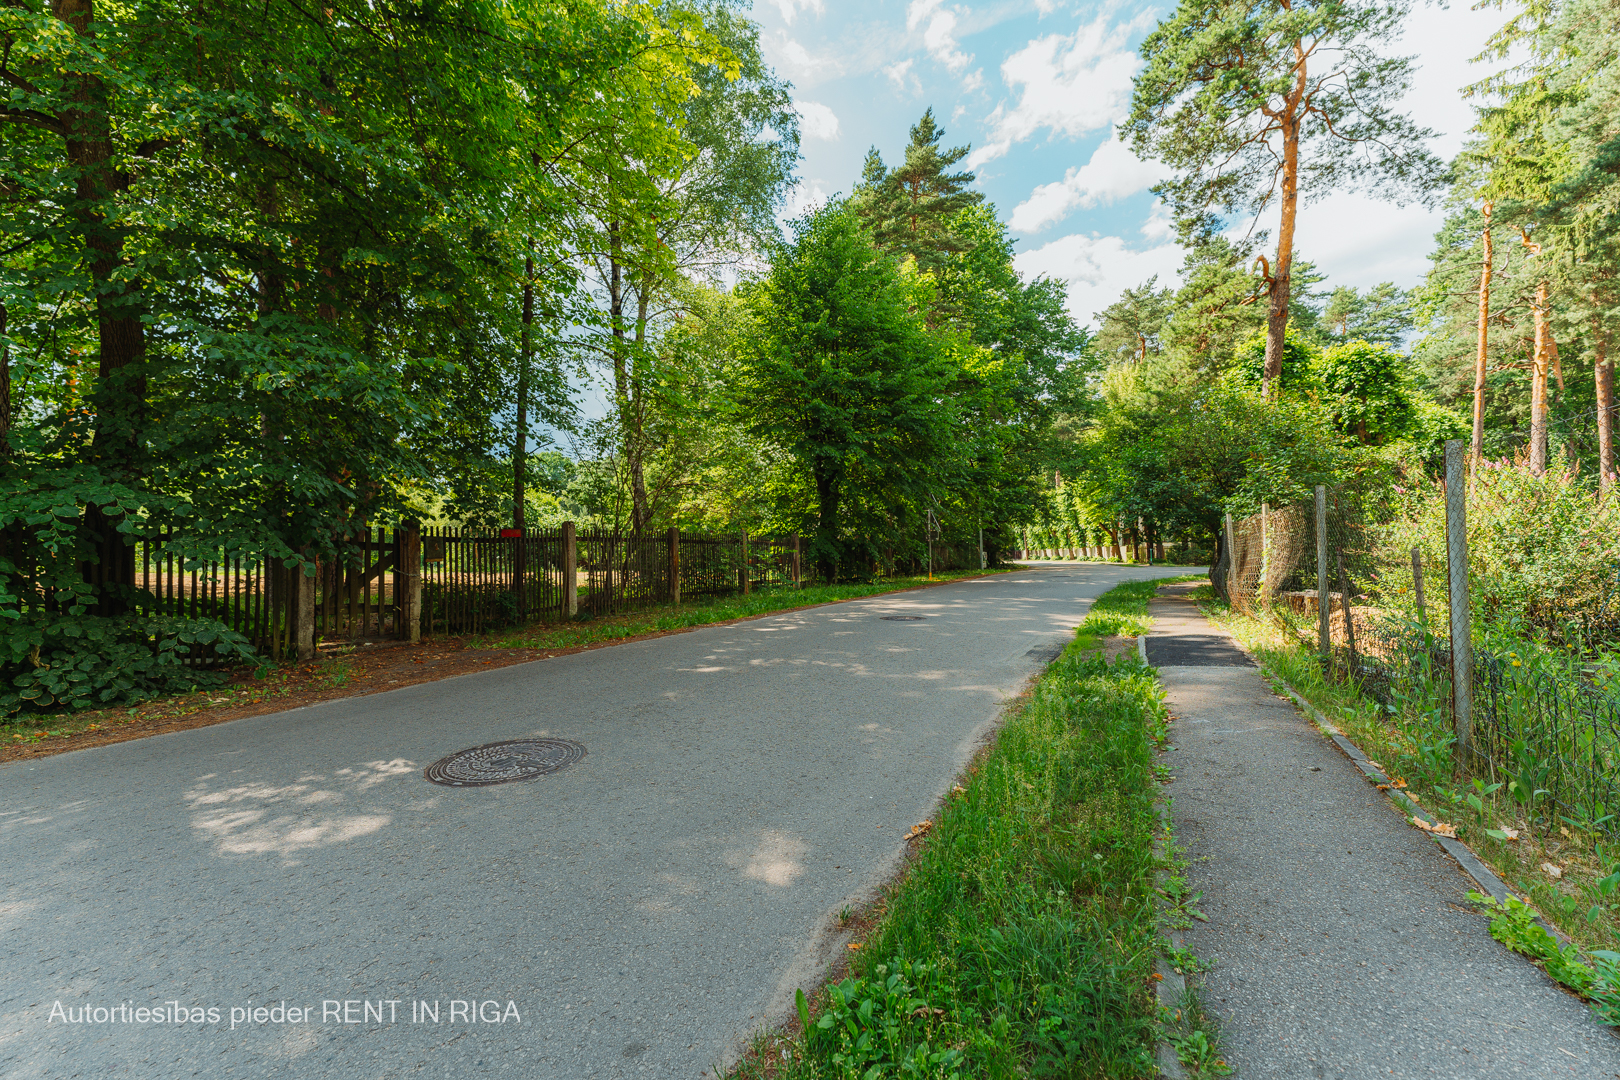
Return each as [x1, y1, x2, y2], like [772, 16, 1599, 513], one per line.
[1379, 454, 1620, 644]
[0, 613, 259, 716]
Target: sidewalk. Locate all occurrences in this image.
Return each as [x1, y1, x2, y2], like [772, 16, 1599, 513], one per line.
[1148, 583, 1620, 1079]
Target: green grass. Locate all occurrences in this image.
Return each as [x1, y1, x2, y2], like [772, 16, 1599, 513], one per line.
[743, 581, 1178, 1079]
[480, 569, 1009, 652]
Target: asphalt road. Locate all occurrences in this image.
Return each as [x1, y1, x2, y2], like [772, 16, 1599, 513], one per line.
[0, 562, 1194, 1080]
[1153, 586, 1620, 1078]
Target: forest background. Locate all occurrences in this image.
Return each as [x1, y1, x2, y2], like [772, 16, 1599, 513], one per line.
[2, 0, 1618, 711]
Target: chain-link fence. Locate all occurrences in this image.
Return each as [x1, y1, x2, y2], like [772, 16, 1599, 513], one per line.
[1223, 446, 1620, 833]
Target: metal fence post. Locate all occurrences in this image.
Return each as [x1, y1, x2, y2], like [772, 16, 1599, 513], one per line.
[668, 527, 680, 605]
[1315, 486, 1329, 658]
[1445, 439, 1473, 770]
[562, 521, 577, 617]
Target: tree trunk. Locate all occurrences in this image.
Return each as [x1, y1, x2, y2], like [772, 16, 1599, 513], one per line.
[1471, 203, 1492, 465]
[514, 245, 533, 615]
[1596, 317, 1614, 491]
[1262, 94, 1302, 396]
[0, 299, 10, 457]
[813, 463, 841, 583]
[1529, 277, 1552, 475]
[55, 0, 144, 610]
[606, 221, 650, 534]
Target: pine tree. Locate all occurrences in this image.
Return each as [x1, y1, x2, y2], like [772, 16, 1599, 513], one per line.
[854, 108, 983, 274]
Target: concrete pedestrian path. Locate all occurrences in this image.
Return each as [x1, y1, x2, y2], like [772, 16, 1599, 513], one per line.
[1150, 583, 1620, 1079]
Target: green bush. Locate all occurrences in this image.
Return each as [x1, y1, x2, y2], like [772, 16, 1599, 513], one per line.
[1, 613, 259, 716]
[1377, 454, 1620, 643]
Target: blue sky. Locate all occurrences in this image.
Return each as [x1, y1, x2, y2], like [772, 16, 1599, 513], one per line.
[755, 0, 1510, 329]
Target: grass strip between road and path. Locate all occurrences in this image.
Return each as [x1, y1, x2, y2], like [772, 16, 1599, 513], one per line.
[735, 577, 1181, 1079]
[1202, 590, 1620, 1025]
[481, 569, 1010, 652]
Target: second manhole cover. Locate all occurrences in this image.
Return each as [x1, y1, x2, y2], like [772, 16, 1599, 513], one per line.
[424, 739, 585, 787]
[880, 615, 927, 621]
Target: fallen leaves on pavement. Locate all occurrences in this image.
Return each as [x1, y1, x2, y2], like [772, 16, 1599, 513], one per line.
[1411, 817, 1458, 838]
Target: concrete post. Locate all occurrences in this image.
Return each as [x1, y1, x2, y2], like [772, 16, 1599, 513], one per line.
[792, 535, 802, 587]
[667, 527, 680, 605]
[1445, 440, 1473, 770]
[1223, 513, 1236, 593]
[1315, 486, 1329, 658]
[562, 521, 577, 617]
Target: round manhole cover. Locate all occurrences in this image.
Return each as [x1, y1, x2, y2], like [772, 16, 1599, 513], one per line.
[424, 739, 585, 787]
[880, 615, 927, 621]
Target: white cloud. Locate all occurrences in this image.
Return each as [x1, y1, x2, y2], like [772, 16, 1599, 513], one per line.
[796, 100, 842, 141]
[907, 0, 973, 73]
[1034, 0, 1061, 14]
[885, 58, 918, 91]
[969, 13, 1145, 168]
[1014, 232, 1183, 329]
[768, 34, 840, 82]
[1008, 134, 1167, 232]
[961, 68, 985, 92]
[781, 179, 834, 224]
[772, 0, 825, 25]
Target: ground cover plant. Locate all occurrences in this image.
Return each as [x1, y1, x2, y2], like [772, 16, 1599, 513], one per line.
[739, 578, 1180, 1079]
[1205, 592, 1620, 1022]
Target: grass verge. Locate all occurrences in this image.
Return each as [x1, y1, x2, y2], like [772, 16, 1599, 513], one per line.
[735, 579, 1175, 1079]
[1202, 594, 1620, 983]
[482, 569, 1009, 651]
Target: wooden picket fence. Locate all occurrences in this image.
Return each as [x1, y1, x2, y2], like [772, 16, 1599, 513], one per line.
[121, 524, 808, 658]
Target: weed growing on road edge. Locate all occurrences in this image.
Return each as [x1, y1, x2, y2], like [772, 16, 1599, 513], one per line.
[1163, 985, 1233, 1078]
[1468, 891, 1620, 1023]
[736, 579, 1182, 1079]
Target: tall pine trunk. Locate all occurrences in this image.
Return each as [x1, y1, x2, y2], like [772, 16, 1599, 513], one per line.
[1262, 45, 1307, 397]
[1471, 204, 1492, 465]
[1595, 312, 1614, 491]
[1529, 277, 1552, 475]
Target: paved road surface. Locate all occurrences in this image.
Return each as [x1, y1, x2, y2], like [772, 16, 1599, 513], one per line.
[1151, 584, 1620, 1079]
[0, 562, 1193, 1079]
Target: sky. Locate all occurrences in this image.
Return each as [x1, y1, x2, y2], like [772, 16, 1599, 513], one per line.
[757, 0, 1511, 330]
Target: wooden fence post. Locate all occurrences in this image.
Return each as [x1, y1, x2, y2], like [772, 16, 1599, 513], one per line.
[1445, 439, 1473, 772]
[1315, 486, 1329, 660]
[398, 520, 421, 643]
[563, 521, 577, 617]
[668, 526, 680, 605]
[793, 535, 802, 587]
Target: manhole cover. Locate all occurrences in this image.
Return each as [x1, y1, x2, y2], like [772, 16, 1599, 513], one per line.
[423, 739, 586, 787]
[880, 615, 927, 621]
